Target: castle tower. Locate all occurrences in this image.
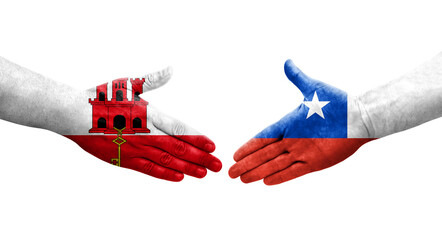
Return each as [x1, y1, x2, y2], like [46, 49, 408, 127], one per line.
[89, 78, 150, 134]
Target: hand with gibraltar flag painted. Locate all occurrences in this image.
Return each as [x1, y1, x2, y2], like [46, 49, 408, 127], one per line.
[66, 69, 222, 182]
[229, 60, 374, 185]
[0, 56, 221, 182]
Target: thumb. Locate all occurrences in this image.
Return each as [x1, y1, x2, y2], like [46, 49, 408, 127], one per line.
[140, 66, 173, 92]
[284, 59, 317, 96]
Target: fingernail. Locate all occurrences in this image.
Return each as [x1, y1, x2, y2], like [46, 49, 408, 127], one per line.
[228, 167, 238, 178]
[263, 178, 275, 186]
[209, 161, 222, 172]
[196, 168, 207, 178]
[204, 143, 215, 152]
[174, 172, 184, 181]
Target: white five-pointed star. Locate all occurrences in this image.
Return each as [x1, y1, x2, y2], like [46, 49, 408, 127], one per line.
[303, 91, 330, 119]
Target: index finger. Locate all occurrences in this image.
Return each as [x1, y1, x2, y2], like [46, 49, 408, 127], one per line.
[149, 106, 216, 153]
[234, 138, 279, 162]
[234, 122, 283, 161]
[229, 140, 286, 178]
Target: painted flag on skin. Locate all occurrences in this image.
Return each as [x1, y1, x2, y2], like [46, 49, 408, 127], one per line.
[230, 60, 374, 185]
[63, 71, 221, 182]
[254, 60, 370, 139]
[256, 68, 348, 138]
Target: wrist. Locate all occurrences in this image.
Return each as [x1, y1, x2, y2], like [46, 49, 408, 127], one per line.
[347, 95, 374, 138]
[48, 89, 91, 135]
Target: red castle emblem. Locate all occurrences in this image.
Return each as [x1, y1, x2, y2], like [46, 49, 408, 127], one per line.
[89, 78, 150, 134]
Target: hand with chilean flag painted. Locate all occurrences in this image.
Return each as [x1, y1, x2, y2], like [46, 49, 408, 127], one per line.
[229, 60, 374, 185]
[63, 68, 222, 182]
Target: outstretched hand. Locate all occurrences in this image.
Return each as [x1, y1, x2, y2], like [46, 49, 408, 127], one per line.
[229, 60, 373, 185]
[65, 67, 222, 182]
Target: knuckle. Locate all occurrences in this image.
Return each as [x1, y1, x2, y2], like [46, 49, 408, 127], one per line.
[275, 154, 290, 170]
[159, 152, 173, 166]
[183, 162, 192, 174]
[154, 116, 163, 128]
[193, 136, 203, 148]
[173, 141, 187, 156]
[244, 171, 258, 181]
[142, 162, 155, 174]
[277, 173, 286, 183]
[270, 160, 282, 172]
[172, 122, 185, 136]
[237, 162, 248, 174]
[198, 153, 208, 166]
[151, 112, 163, 129]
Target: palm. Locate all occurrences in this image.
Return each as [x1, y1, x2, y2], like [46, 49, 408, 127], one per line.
[229, 60, 372, 185]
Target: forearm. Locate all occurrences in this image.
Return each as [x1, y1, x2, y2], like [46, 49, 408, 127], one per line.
[0, 56, 88, 134]
[359, 52, 442, 138]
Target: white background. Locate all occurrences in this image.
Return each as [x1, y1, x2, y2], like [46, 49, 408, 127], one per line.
[1, 1, 442, 239]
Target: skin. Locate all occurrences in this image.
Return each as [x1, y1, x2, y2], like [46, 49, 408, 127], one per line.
[229, 60, 371, 185]
[0, 56, 222, 182]
[230, 53, 442, 185]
